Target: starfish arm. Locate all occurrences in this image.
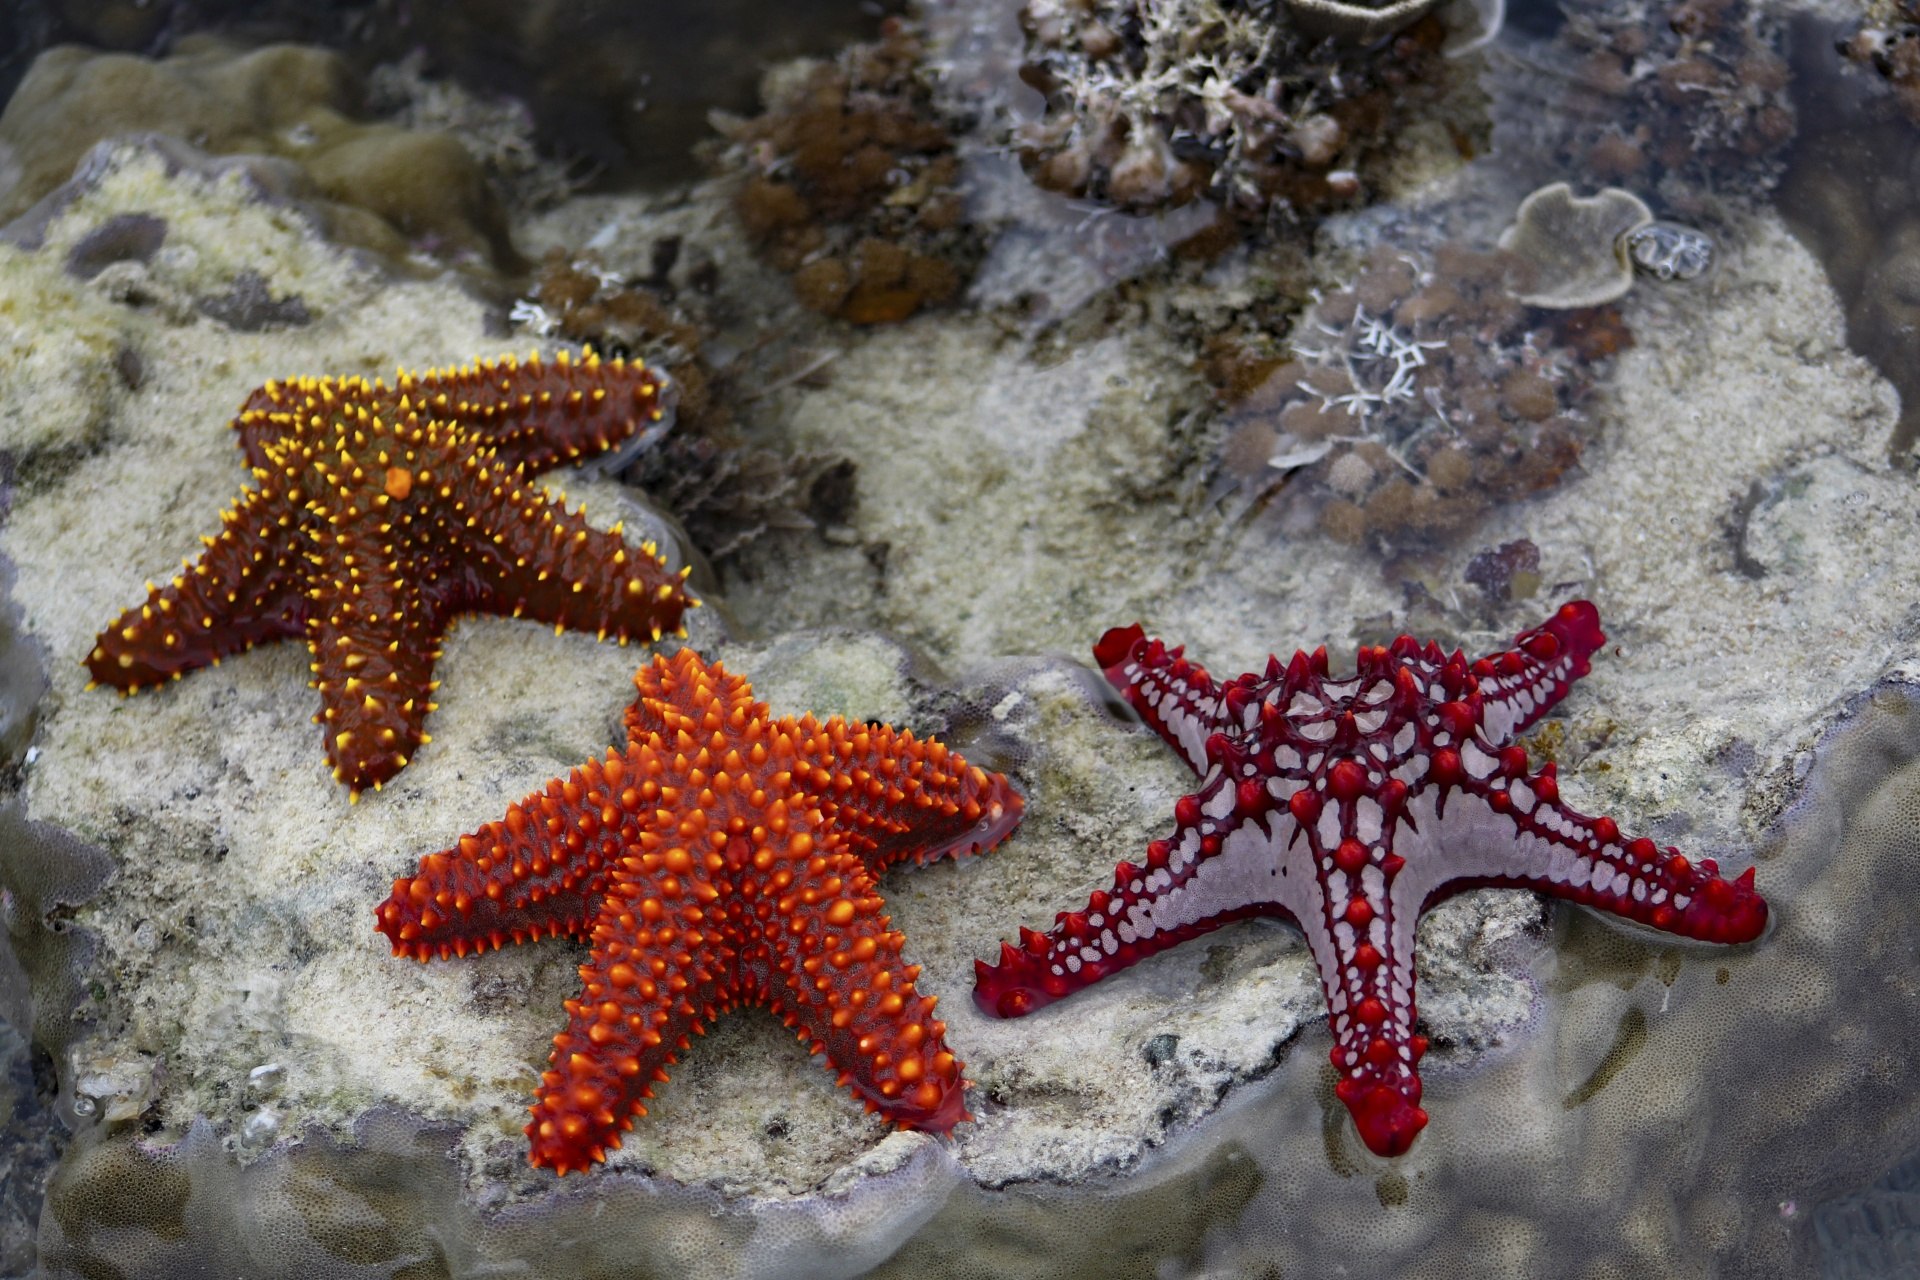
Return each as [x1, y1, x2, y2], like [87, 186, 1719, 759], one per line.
[527, 882, 735, 1175]
[797, 718, 1024, 873]
[442, 454, 694, 645]
[976, 774, 1310, 1017]
[1329, 752, 1772, 1157]
[304, 572, 448, 793]
[406, 351, 671, 475]
[755, 831, 970, 1131]
[373, 748, 645, 958]
[1405, 743, 1769, 943]
[1094, 624, 1229, 775]
[1265, 752, 1440, 1158]
[234, 380, 326, 470]
[1317, 853, 1432, 1160]
[86, 488, 306, 692]
[529, 924, 729, 1174]
[621, 647, 762, 744]
[1471, 599, 1608, 746]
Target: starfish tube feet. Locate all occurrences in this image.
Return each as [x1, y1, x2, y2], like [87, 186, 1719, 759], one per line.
[376, 648, 1024, 1171]
[975, 602, 1768, 1158]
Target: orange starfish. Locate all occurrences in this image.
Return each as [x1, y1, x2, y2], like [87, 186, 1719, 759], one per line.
[86, 350, 695, 796]
[374, 647, 1024, 1174]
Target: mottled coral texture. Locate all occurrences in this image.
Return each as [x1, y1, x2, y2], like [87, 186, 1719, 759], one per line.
[720, 20, 980, 324]
[1492, 0, 1793, 212]
[1209, 241, 1626, 553]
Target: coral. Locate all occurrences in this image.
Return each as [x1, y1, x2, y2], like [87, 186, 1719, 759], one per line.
[1463, 537, 1541, 604]
[376, 647, 1025, 1172]
[1010, 0, 1454, 217]
[521, 250, 720, 426]
[0, 38, 520, 268]
[87, 351, 695, 794]
[1208, 239, 1627, 553]
[1499, 183, 1648, 308]
[716, 19, 983, 324]
[2, 1, 897, 194]
[1497, 182, 1715, 309]
[1490, 0, 1794, 214]
[519, 249, 860, 563]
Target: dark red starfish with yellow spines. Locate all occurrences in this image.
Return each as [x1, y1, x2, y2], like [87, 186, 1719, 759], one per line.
[86, 349, 695, 796]
[375, 647, 1024, 1174]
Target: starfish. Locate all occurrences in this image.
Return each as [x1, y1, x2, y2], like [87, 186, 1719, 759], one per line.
[374, 647, 1024, 1174]
[974, 602, 1767, 1157]
[86, 349, 696, 796]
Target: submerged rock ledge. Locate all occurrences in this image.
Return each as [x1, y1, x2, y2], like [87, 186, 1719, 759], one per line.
[1, 58, 1919, 1279]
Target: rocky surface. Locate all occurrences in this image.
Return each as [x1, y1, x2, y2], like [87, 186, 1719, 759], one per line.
[2, 3, 1920, 1277]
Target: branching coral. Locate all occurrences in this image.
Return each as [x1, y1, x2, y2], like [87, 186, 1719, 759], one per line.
[1012, 0, 1453, 217]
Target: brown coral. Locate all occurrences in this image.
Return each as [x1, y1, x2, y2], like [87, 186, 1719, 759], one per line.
[1494, 0, 1793, 214]
[1209, 241, 1628, 554]
[0, 39, 522, 269]
[1840, 1, 1920, 123]
[717, 19, 981, 325]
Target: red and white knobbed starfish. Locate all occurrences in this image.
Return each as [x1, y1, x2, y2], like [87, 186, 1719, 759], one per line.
[974, 601, 1767, 1156]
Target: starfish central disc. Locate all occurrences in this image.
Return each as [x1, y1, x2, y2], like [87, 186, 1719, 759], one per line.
[375, 648, 1025, 1175]
[86, 349, 697, 795]
[975, 601, 1768, 1157]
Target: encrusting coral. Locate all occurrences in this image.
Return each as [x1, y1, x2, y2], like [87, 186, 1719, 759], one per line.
[1208, 239, 1629, 554]
[1490, 0, 1794, 213]
[716, 19, 982, 325]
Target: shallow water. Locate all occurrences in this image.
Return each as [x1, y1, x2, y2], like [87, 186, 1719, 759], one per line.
[0, 0, 1917, 1276]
